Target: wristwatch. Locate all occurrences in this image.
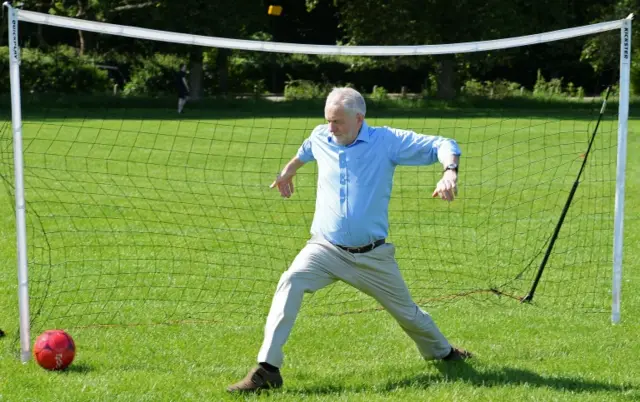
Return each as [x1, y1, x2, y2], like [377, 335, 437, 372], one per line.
[444, 163, 458, 173]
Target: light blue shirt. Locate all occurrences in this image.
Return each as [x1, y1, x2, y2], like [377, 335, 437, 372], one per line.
[296, 120, 461, 247]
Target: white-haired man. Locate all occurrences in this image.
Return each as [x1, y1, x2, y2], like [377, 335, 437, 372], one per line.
[228, 87, 471, 393]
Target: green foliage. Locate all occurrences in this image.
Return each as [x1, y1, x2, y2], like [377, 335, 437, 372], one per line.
[631, 50, 640, 96]
[421, 74, 439, 97]
[6, 0, 628, 101]
[602, 84, 619, 98]
[532, 70, 584, 99]
[565, 82, 585, 99]
[461, 79, 524, 99]
[122, 53, 183, 96]
[4, 0, 627, 99]
[0, 46, 111, 94]
[459, 72, 588, 100]
[461, 79, 485, 97]
[581, 1, 637, 76]
[369, 85, 389, 101]
[533, 69, 549, 96]
[226, 50, 270, 94]
[284, 78, 331, 100]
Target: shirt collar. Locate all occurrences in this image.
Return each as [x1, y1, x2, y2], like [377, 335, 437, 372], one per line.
[326, 120, 370, 144]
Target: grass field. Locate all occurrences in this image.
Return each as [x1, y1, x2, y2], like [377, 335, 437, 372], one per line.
[0, 104, 639, 401]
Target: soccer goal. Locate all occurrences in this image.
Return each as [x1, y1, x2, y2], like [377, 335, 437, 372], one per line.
[1, 3, 631, 363]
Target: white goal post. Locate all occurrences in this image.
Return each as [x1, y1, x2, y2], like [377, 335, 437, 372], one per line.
[3, 2, 632, 364]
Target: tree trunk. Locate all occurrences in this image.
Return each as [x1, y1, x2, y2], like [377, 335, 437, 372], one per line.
[270, 53, 278, 93]
[34, 3, 50, 48]
[37, 26, 48, 48]
[76, 0, 87, 55]
[0, 14, 6, 47]
[436, 56, 457, 100]
[77, 30, 86, 55]
[216, 49, 231, 94]
[189, 48, 204, 100]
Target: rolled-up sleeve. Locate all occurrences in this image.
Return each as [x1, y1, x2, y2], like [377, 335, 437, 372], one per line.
[387, 127, 461, 166]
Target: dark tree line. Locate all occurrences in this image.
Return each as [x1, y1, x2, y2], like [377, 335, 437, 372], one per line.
[1, 0, 638, 98]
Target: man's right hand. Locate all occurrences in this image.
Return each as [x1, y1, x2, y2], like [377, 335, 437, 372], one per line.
[270, 170, 296, 198]
[270, 157, 306, 198]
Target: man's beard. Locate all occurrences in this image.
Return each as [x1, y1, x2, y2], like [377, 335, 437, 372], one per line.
[333, 129, 356, 145]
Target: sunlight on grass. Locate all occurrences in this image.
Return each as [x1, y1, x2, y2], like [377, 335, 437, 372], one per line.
[0, 108, 638, 401]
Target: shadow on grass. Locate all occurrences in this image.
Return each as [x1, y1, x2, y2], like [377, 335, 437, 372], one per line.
[58, 362, 92, 374]
[286, 361, 632, 396]
[428, 361, 630, 392]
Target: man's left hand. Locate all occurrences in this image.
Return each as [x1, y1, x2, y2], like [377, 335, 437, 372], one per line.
[432, 170, 458, 202]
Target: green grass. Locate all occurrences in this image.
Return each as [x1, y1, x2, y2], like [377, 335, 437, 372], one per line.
[0, 105, 639, 401]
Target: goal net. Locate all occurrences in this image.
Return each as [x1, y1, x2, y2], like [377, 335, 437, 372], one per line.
[1, 6, 630, 361]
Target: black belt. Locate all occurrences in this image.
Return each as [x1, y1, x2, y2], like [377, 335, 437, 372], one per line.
[335, 239, 385, 254]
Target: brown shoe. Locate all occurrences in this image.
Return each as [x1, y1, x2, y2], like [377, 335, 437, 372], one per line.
[227, 366, 283, 393]
[442, 347, 473, 361]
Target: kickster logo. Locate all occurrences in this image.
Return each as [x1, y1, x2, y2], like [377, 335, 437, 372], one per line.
[623, 26, 630, 62]
[10, 16, 20, 63]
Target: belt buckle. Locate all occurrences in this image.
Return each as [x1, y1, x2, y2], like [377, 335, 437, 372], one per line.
[341, 241, 377, 253]
[359, 241, 374, 253]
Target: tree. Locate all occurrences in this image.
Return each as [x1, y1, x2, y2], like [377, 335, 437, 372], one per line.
[328, 0, 520, 98]
[18, 0, 268, 96]
[326, 0, 611, 98]
[581, 0, 637, 92]
[146, 0, 268, 97]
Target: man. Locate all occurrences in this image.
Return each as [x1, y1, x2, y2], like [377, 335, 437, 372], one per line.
[228, 87, 471, 393]
[176, 63, 190, 114]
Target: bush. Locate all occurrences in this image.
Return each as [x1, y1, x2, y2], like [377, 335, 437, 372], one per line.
[531, 69, 587, 99]
[461, 79, 523, 99]
[0, 46, 112, 94]
[369, 85, 389, 101]
[461, 79, 485, 96]
[283, 78, 330, 100]
[226, 51, 270, 94]
[122, 53, 184, 96]
[421, 74, 438, 97]
[533, 69, 550, 97]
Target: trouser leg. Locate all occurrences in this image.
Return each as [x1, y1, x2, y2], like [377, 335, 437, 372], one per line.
[348, 243, 451, 360]
[257, 239, 350, 367]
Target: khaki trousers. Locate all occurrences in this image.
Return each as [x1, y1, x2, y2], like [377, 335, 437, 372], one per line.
[257, 236, 452, 367]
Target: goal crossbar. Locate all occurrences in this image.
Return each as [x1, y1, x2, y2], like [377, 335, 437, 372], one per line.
[14, 8, 632, 56]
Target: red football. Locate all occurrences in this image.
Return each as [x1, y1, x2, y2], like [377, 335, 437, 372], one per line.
[33, 330, 76, 370]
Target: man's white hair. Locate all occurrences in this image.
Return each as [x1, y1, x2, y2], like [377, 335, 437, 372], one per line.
[325, 87, 366, 117]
